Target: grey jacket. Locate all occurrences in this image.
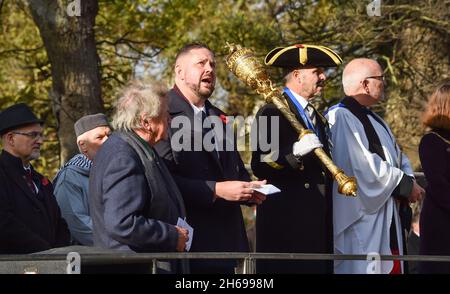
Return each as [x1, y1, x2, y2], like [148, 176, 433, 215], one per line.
[53, 154, 93, 245]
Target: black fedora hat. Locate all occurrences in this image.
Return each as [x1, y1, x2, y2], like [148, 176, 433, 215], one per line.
[265, 44, 342, 69]
[0, 103, 44, 135]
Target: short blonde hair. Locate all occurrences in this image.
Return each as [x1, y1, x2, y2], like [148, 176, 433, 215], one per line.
[112, 79, 168, 132]
[422, 79, 450, 131]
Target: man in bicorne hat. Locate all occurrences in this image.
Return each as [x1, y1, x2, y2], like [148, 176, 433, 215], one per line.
[0, 103, 70, 254]
[251, 44, 342, 273]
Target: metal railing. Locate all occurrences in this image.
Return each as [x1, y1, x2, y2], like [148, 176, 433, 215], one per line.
[0, 173, 431, 274]
[1, 249, 449, 274]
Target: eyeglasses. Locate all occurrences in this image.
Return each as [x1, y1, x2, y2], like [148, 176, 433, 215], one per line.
[365, 75, 385, 82]
[11, 131, 45, 140]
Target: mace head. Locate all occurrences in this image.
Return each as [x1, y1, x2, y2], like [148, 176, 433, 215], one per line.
[225, 43, 270, 90]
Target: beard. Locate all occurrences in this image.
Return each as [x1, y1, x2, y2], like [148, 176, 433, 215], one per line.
[198, 87, 214, 99]
[27, 149, 40, 161]
[187, 80, 215, 100]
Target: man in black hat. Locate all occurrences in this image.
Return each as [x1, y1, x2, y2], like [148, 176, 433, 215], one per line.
[251, 44, 342, 273]
[53, 113, 111, 246]
[0, 103, 70, 254]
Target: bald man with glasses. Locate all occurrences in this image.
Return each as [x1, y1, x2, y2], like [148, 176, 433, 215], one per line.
[326, 58, 424, 274]
[0, 103, 70, 254]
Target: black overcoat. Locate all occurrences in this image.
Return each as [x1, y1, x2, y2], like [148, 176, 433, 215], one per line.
[251, 93, 333, 273]
[0, 150, 70, 254]
[419, 129, 450, 273]
[154, 87, 250, 273]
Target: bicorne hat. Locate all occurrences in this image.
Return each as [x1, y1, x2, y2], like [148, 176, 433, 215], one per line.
[265, 44, 342, 69]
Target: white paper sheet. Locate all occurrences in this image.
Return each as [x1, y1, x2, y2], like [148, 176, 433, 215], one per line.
[252, 184, 281, 195]
[176, 217, 194, 251]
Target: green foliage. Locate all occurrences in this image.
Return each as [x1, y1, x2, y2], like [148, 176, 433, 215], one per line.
[1, 0, 448, 177]
[0, 1, 58, 176]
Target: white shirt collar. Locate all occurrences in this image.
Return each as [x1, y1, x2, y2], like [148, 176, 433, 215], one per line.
[287, 87, 309, 109]
[190, 103, 206, 116]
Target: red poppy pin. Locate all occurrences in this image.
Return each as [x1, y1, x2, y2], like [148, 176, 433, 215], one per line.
[41, 177, 49, 186]
[219, 114, 228, 124]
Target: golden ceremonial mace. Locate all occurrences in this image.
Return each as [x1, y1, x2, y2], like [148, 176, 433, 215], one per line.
[225, 43, 357, 197]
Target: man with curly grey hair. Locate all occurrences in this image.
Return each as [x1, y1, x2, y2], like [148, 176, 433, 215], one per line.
[89, 79, 189, 273]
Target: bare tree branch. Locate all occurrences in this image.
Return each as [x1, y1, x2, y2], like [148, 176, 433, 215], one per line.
[0, 46, 44, 57]
[0, 0, 5, 17]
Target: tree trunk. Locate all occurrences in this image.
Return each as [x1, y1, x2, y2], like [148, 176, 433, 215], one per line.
[25, 0, 104, 164]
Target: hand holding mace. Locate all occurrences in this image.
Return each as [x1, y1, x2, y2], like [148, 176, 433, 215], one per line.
[225, 43, 357, 197]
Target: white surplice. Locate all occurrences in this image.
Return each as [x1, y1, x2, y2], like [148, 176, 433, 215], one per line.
[326, 105, 414, 274]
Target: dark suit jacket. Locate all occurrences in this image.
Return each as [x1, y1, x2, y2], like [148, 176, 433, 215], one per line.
[0, 150, 70, 254]
[89, 133, 184, 253]
[154, 87, 250, 273]
[251, 93, 333, 273]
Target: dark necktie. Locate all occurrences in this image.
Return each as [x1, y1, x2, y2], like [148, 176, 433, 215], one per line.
[201, 110, 219, 150]
[306, 103, 317, 128]
[24, 168, 37, 194]
[201, 111, 223, 165]
[201, 111, 214, 144]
